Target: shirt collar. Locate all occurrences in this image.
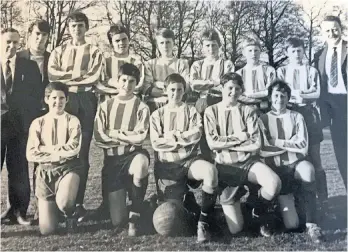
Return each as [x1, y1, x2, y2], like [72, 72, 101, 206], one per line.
[2, 54, 16, 66]
[328, 39, 342, 51]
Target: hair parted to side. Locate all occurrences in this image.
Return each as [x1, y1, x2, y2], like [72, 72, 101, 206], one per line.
[1, 27, 19, 35]
[220, 72, 244, 90]
[107, 23, 129, 45]
[164, 73, 187, 91]
[285, 37, 305, 50]
[322, 15, 342, 28]
[268, 80, 292, 100]
[67, 11, 89, 30]
[45, 82, 69, 99]
[242, 37, 261, 49]
[201, 29, 221, 47]
[156, 28, 175, 40]
[118, 63, 140, 84]
[28, 19, 50, 34]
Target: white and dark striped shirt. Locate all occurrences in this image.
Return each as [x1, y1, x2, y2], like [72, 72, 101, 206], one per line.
[204, 102, 260, 165]
[150, 103, 202, 163]
[94, 95, 150, 156]
[48, 42, 103, 93]
[259, 109, 308, 166]
[26, 112, 81, 163]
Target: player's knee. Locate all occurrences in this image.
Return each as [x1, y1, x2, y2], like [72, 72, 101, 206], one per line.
[295, 161, 315, 183]
[267, 173, 282, 198]
[202, 163, 218, 193]
[131, 154, 149, 179]
[56, 197, 75, 214]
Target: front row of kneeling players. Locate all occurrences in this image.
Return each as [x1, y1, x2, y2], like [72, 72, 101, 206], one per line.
[26, 63, 322, 243]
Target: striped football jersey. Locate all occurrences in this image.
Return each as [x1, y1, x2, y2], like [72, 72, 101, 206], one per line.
[26, 112, 81, 163]
[204, 102, 261, 165]
[48, 42, 103, 93]
[150, 103, 202, 163]
[94, 95, 150, 156]
[259, 109, 308, 166]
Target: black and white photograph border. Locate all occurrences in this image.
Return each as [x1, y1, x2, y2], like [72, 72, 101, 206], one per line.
[1, 0, 347, 250]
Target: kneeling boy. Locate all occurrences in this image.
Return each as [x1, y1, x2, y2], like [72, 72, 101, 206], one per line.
[150, 73, 218, 243]
[93, 63, 150, 236]
[26, 82, 82, 235]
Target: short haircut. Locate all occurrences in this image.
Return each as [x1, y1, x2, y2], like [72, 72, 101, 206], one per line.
[1, 27, 19, 35]
[202, 29, 221, 47]
[322, 15, 342, 28]
[118, 63, 140, 84]
[242, 37, 261, 49]
[67, 11, 89, 30]
[45, 82, 69, 99]
[28, 20, 50, 34]
[107, 23, 129, 45]
[268, 80, 291, 100]
[220, 72, 244, 90]
[164, 73, 186, 91]
[156, 28, 175, 40]
[285, 37, 305, 50]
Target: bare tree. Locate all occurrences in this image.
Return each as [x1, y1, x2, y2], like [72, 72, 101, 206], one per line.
[1, 0, 23, 29]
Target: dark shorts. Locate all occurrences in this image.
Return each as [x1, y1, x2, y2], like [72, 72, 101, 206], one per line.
[290, 104, 323, 145]
[102, 149, 150, 193]
[35, 158, 82, 201]
[217, 156, 260, 205]
[154, 155, 203, 201]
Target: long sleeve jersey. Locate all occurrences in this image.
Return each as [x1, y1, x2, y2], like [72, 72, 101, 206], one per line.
[26, 112, 81, 163]
[190, 58, 234, 98]
[95, 53, 145, 97]
[48, 42, 103, 93]
[204, 102, 261, 165]
[150, 103, 202, 163]
[259, 109, 308, 166]
[143, 57, 190, 103]
[93, 95, 150, 156]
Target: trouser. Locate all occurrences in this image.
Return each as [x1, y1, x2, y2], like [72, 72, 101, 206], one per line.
[1, 113, 30, 217]
[320, 93, 347, 189]
[65, 91, 98, 205]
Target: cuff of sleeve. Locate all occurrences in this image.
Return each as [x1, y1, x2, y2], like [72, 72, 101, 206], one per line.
[275, 139, 284, 147]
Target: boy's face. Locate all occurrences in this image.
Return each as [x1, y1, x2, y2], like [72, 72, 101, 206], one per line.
[222, 81, 243, 103]
[117, 74, 137, 96]
[243, 45, 261, 63]
[1, 31, 20, 59]
[287, 46, 304, 64]
[68, 21, 87, 40]
[270, 88, 289, 111]
[45, 90, 67, 114]
[165, 82, 185, 104]
[29, 25, 49, 52]
[157, 36, 174, 56]
[321, 20, 342, 46]
[112, 32, 129, 55]
[202, 40, 219, 58]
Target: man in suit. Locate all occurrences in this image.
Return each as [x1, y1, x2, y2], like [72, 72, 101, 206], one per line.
[17, 20, 51, 223]
[314, 15, 347, 189]
[1, 28, 44, 225]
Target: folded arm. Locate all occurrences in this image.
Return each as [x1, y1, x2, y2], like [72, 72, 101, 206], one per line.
[150, 111, 177, 152]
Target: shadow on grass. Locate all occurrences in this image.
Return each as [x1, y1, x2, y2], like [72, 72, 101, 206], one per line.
[1, 229, 40, 238]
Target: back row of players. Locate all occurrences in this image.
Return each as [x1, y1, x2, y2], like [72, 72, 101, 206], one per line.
[1, 11, 346, 243]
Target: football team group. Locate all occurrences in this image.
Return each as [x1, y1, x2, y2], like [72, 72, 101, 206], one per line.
[1, 11, 347, 245]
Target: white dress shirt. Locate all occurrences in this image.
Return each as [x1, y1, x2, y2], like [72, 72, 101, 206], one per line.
[325, 39, 347, 94]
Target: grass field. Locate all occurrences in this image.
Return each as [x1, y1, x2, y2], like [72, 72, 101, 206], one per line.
[1, 129, 347, 251]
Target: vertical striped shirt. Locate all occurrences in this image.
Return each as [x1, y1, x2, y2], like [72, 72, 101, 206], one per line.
[48, 42, 103, 93]
[190, 58, 234, 97]
[150, 103, 202, 163]
[276, 64, 320, 103]
[94, 95, 150, 156]
[144, 58, 190, 103]
[26, 112, 81, 163]
[204, 102, 261, 165]
[259, 109, 308, 166]
[95, 53, 145, 99]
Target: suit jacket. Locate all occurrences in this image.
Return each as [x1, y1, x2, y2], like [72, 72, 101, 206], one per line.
[0, 55, 46, 134]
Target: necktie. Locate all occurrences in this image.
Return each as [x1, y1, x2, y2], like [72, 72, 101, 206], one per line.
[5, 60, 13, 94]
[330, 47, 338, 87]
[293, 69, 300, 90]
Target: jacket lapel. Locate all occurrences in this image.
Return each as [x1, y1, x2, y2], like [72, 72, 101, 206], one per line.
[341, 40, 347, 67]
[319, 44, 328, 77]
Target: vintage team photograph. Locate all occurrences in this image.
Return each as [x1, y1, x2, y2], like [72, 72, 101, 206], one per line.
[0, 0, 347, 250]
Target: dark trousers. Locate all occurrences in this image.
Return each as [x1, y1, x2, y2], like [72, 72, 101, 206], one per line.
[320, 93, 347, 189]
[65, 91, 98, 205]
[1, 113, 30, 217]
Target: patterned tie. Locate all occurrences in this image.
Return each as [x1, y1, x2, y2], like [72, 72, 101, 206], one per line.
[330, 47, 338, 87]
[5, 60, 13, 94]
[293, 69, 300, 90]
